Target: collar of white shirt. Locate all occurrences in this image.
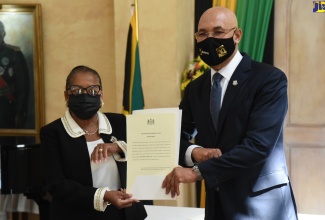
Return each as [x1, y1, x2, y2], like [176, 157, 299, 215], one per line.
[61, 110, 112, 138]
[210, 50, 243, 84]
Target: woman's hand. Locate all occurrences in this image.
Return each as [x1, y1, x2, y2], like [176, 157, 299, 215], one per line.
[91, 143, 122, 162]
[104, 189, 139, 209]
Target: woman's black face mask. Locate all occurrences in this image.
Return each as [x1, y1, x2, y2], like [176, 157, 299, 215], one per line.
[68, 94, 101, 120]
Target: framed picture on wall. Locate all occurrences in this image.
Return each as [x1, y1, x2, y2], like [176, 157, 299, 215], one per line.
[0, 4, 44, 146]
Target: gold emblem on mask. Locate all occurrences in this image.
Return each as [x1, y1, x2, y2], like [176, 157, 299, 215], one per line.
[216, 45, 227, 58]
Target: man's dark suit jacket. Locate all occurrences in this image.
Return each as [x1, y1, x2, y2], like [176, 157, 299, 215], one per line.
[40, 113, 147, 220]
[179, 53, 297, 220]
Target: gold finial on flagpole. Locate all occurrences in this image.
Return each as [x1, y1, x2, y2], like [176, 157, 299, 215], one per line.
[134, 0, 139, 40]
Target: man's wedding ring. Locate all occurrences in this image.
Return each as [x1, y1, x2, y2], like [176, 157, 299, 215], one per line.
[98, 148, 103, 152]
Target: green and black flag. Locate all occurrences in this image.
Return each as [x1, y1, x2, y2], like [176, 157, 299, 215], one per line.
[123, 0, 144, 115]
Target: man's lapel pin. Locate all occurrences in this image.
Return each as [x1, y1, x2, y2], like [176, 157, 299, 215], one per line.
[232, 80, 238, 86]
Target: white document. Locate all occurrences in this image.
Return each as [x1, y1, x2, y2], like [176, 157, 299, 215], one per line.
[126, 108, 182, 200]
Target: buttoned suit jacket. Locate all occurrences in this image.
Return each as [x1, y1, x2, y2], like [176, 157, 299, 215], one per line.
[40, 113, 147, 220]
[179, 53, 297, 220]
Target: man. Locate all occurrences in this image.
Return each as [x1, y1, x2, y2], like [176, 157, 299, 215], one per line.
[0, 21, 29, 144]
[162, 6, 297, 220]
[0, 20, 31, 220]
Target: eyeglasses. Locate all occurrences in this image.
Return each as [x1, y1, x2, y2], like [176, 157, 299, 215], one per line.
[194, 27, 237, 40]
[67, 85, 101, 96]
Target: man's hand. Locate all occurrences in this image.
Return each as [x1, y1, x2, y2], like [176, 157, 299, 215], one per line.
[192, 147, 222, 163]
[162, 167, 197, 198]
[91, 143, 122, 162]
[104, 189, 139, 209]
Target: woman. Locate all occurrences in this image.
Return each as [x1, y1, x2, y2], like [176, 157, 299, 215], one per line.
[40, 65, 147, 220]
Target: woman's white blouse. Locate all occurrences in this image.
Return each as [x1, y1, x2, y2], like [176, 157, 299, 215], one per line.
[87, 139, 121, 190]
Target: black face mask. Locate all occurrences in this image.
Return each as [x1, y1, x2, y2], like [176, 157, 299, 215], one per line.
[197, 36, 236, 66]
[68, 94, 101, 120]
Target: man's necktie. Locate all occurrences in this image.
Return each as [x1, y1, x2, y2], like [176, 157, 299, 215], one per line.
[210, 73, 223, 131]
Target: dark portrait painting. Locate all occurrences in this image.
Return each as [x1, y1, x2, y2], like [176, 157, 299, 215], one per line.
[0, 4, 43, 145]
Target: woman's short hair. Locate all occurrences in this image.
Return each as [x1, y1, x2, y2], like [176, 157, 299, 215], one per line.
[65, 65, 102, 90]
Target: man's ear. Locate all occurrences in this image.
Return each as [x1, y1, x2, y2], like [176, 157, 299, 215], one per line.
[234, 28, 242, 44]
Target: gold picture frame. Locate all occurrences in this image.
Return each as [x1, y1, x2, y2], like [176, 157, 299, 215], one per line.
[0, 4, 44, 145]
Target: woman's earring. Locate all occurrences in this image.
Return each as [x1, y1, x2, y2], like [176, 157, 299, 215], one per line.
[101, 102, 104, 108]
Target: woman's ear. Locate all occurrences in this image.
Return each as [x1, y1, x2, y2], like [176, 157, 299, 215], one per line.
[100, 91, 104, 108]
[64, 91, 69, 102]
